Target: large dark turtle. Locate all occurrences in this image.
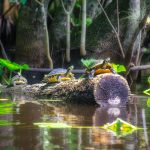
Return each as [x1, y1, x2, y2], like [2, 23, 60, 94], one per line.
[43, 66, 74, 83]
[81, 58, 115, 79]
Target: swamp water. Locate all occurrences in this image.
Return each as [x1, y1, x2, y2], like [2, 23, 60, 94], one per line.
[0, 93, 149, 150]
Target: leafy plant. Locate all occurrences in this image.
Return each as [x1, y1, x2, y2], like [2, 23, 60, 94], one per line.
[147, 98, 150, 107]
[86, 17, 92, 26]
[143, 88, 150, 96]
[81, 59, 97, 69]
[112, 64, 126, 73]
[0, 59, 29, 85]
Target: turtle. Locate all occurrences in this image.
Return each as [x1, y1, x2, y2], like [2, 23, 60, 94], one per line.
[43, 66, 75, 83]
[81, 58, 115, 79]
[12, 73, 27, 86]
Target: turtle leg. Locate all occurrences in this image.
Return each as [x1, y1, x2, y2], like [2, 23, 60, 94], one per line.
[57, 76, 62, 82]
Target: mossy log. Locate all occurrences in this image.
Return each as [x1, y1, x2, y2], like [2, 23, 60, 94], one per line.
[2, 73, 130, 105]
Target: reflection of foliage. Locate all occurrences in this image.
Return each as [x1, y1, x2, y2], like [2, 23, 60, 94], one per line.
[34, 122, 71, 128]
[0, 102, 16, 115]
[101, 118, 141, 137]
[147, 98, 150, 107]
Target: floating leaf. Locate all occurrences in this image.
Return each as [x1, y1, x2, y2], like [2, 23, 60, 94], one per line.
[34, 122, 72, 128]
[143, 88, 150, 96]
[112, 64, 126, 73]
[101, 118, 141, 137]
[147, 98, 150, 107]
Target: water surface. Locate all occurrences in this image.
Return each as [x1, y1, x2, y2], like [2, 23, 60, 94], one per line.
[0, 93, 149, 150]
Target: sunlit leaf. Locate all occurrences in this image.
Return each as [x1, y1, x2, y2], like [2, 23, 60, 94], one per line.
[86, 18, 92, 26]
[81, 59, 97, 69]
[0, 58, 29, 71]
[34, 122, 72, 128]
[0, 98, 9, 101]
[146, 16, 150, 25]
[112, 64, 126, 73]
[148, 76, 150, 84]
[143, 88, 150, 96]
[147, 98, 150, 107]
[101, 118, 141, 137]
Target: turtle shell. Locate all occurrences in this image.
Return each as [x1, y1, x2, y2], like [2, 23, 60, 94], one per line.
[48, 68, 67, 76]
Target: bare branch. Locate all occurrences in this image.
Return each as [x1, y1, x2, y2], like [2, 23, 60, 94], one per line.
[97, 0, 125, 58]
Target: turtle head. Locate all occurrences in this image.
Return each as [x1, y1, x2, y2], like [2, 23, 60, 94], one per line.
[68, 65, 74, 72]
[105, 57, 110, 63]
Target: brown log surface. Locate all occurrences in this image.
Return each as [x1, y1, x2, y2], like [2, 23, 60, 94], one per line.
[1, 73, 131, 105]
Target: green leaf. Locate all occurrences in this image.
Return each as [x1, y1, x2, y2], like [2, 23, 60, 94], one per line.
[148, 76, 150, 84]
[147, 98, 150, 107]
[143, 88, 150, 96]
[19, 0, 27, 5]
[144, 48, 150, 54]
[112, 64, 126, 73]
[86, 18, 92, 26]
[75, 0, 81, 8]
[81, 59, 97, 69]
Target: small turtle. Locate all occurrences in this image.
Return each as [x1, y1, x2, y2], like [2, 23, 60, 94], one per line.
[43, 66, 74, 83]
[12, 73, 27, 86]
[81, 58, 115, 79]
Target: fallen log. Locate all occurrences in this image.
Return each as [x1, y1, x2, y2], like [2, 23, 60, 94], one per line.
[1, 73, 131, 106]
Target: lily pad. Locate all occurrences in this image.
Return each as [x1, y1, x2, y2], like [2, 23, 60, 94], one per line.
[101, 118, 141, 137]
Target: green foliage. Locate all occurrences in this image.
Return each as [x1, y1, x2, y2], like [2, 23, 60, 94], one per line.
[86, 18, 92, 26]
[112, 64, 126, 73]
[19, 0, 27, 5]
[144, 48, 150, 54]
[0, 59, 29, 72]
[75, 0, 81, 8]
[143, 88, 150, 96]
[0, 59, 29, 85]
[81, 59, 97, 69]
[147, 98, 150, 107]
[148, 76, 150, 84]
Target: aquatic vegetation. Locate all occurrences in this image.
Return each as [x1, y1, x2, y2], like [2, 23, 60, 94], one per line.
[34, 122, 72, 128]
[101, 118, 141, 137]
[147, 98, 150, 107]
[0, 102, 16, 115]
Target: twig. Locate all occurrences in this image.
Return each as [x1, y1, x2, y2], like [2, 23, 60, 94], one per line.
[130, 65, 150, 71]
[97, 0, 125, 58]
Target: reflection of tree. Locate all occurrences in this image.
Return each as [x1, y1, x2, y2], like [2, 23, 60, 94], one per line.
[13, 102, 43, 150]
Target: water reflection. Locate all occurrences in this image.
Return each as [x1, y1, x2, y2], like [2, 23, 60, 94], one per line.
[0, 94, 149, 150]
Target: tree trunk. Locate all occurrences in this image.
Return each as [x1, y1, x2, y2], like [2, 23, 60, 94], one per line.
[15, 0, 52, 68]
[66, 13, 71, 62]
[80, 0, 87, 56]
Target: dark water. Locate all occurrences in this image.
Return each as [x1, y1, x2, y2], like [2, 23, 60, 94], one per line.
[0, 93, 149, 150]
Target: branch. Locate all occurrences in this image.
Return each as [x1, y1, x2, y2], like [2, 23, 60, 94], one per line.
[130, 65, 150, 71]
[97, 0, 125, 58]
